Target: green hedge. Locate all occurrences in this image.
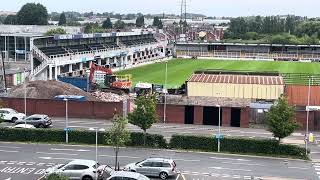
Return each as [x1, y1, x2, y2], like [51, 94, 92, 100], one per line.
[0, 128, 167, 148]
[169, 135, 308, 159]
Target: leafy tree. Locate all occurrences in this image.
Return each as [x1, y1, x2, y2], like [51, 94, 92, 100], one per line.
[106, 115, 130, 170]
[47, 174, 69, 180]
[102, 17, 113, 29]
[267, 95, 300, 142]
[152, 17, 163, 29]
[128, 94, 157, 146]
[4, 15, 17, 25]
[135, 15, 145, 28]
[58, 13, 67, 26]
[45, 28, 66, 36]
[16, 3, 48, 25]
[114, 20, 126, 29]
[84, 23, 104, 33]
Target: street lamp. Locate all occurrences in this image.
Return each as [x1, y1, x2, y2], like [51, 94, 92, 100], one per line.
[89, 128, 105, 180]
[217, 105, 221, 153]
[24, 69, 27, 127]
[163, 61, 168, 124]
[64, 98, 69, 143]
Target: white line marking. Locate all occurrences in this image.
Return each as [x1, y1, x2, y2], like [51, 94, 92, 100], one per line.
[221, 162, 265, 166]
[288, 166, 309, 170]
[317, 172, 320, 175]
[36, 152, 78, 156]
[99, 155, 140, 159]
[0, 149, 18, 153]
[209, 166, 252, 172]
[210, 157, 250, 161]
[315, 168, 320, 171]
[244, 176, 252, 179]
[51, 148, 90, 152]
[0, 146, 21, 149]
[232, 175, 241, 179]
[175, 173, 180, 180]
[39, 157, 78, 161]
[174, 159, 200, 162]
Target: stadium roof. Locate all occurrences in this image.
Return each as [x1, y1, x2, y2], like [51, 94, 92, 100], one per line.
[188, 73, 284, 85]
[176, 42, 320, 47]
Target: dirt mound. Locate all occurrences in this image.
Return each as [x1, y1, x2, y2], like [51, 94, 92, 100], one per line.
[8, 80, 99, 101]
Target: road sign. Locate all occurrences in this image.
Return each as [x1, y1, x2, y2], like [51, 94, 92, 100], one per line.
[64, 128, 71, 132]
[215, 135, 224, 139]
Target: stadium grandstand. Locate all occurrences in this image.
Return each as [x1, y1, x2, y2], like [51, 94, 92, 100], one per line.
[30, 30, 169, 80]
[176, 42, 320, 61]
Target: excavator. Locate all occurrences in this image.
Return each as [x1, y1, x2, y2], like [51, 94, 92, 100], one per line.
[89, 62, 132, 93]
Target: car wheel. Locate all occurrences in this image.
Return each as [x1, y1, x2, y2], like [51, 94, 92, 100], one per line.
[38, 124, 45, 128]
[82, 176, 93, 180]
[159, 172, 168, 180]
[11, 117, 18, 123]
[130, 169, 136, 172]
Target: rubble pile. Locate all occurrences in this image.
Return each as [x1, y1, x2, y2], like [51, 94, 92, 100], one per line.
[91, 91, 127, 102]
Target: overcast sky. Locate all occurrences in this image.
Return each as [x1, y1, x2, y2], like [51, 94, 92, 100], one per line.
[3, 0, 319, 17]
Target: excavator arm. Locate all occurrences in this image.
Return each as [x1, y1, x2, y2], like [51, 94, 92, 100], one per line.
[89, 61, 113, 83]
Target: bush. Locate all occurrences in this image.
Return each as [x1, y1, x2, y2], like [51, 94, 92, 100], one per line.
[169, 135, 307, 159]
[47, 173, 69, 180]
[0, 128, 167, 149]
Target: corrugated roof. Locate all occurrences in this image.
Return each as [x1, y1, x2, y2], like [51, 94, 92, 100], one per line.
[188, 74, 284, 85]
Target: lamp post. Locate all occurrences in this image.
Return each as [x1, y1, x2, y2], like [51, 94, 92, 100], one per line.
[217, 105, 221, 152]
[24, 69, 27, 127]
[163, 61, 168, 124]
[306, 76, 312, 155]
[64, 98, 69, 143]
[89, 128, 105, 180]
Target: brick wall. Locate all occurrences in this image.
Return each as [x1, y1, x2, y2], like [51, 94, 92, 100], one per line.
[194, 106, 203, 125]
[222, 107, 231, 127]
[240, 107, 250, 128]
[1, 98, 122, 119]
[156, 104, 184, 124]
[295, 111, 315, 131]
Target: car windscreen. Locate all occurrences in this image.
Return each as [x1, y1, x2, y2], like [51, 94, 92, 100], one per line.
[57, 164, 65, 169]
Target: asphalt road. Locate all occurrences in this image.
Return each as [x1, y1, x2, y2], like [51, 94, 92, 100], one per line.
[0, 142, 318, 180]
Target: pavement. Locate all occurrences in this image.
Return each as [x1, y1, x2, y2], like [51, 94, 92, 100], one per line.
[0, 142, 317, 180]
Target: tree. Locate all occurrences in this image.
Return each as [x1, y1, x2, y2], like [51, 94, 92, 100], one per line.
[45, 28, 66, 36]
[84, 23, 104, 33]
[106, 115, 130, 170]
[152, 17, 163, 29]
[4, 15, 17, 25]
[135, 15, 145, 28]
[58, 13, 67, 26]
[128, 94, 157, 146]
[267, 95, 300, 142]
[114, 20, 126, 29]
[16, 3, 48, 25]
[102, 17, 113, 29]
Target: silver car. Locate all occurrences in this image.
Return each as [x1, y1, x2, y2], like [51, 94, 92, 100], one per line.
[45, 159, 113, 180]
[107, 171, 150, 180]
[124, 158, 178, 179]
[15, 114, 52, 128]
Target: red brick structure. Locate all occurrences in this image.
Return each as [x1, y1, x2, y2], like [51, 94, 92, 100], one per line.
[194, 106, 204, 125]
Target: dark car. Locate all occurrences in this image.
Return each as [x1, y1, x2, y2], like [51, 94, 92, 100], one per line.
[15, 114, 52, 128]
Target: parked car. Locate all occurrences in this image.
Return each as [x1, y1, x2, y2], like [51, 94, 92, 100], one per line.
[107, 171, 150, 180]
[45, 159, 113, 180]
[12, 124, 36, 129]
[124, 158, 178, 179]
[0, 108, 26, 123]
[15, 114, 52, 128]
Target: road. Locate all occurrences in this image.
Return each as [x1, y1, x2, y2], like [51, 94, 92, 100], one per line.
[0, 142, 318, 180]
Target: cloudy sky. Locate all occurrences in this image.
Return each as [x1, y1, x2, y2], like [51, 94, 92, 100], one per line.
[3, 0, 318, 17]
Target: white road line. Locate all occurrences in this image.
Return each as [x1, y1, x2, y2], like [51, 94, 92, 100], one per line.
[288, 166, 309, 170]
[0, 149, 19, 153]
[244, 176, 252, 179]
[317, 172, 320, 175]
[175, 173, 180, 180]
[209, 166, 252, 172]
[221, 162, 265, 166]
[36, 152, 79, 156]
[221, 174, 231, 178]
[99, 155, 141, 159]
[0, 146, 21, 149]
[232, 175, 241, 179]
[174, 159, 200, 162]
[315, 168, 320, 171]
[39, 157, 78, 161]
[51, 148, 90, 152]
[210, 157, 250, 161]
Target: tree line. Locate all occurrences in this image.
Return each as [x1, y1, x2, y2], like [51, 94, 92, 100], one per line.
[225, 15, 320, 44]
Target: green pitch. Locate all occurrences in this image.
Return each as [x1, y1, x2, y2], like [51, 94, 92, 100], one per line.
[117, 59, 320, 88]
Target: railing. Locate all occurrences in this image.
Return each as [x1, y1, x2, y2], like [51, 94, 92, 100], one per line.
[32, 46, 54, 77]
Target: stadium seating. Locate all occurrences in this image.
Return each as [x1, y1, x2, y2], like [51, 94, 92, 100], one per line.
[39, 46, 68, 56]
[67, 44, 91, 53]
[89, 43, 106, 50]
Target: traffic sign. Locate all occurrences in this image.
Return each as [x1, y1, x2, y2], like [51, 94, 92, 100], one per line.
[215, 134, 224, 139]
[64, 128, 71, 132]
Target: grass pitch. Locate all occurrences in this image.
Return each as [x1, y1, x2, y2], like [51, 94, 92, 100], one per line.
[117, 59, 320, 88]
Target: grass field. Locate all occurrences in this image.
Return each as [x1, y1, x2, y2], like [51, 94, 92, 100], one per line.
[117, 59, 320, 88]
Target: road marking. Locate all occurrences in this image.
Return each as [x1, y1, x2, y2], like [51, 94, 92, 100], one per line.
[232, 175, 241, 179]
[210, 157, 250, 161]
[38, 157, 78, 161]
[51, 148, 90, 152]
[317, 172, 320, 175]
[221, 162, 265, 166]
[36, 152, 79, 156]
[315, 168, 320, 171]
[174, 159, 200, 162]
[244, 176, 252, 179]
[181, 173, 186, 180]
[0, 150, 18, 153]
[0, 146, 21, 149]
[288, 166, 309, 170]
[209, 166, 252, 172]
[99, 155, 140, 159]
[175, 173, 180, 180]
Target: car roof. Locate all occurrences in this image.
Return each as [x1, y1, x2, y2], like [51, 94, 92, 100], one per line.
[67, 160, 96, 166]
[146, 158, 173, 162]
[0, 108, 15, 111]
[111, 171, 143, 179]
[27, 114, 48, 118]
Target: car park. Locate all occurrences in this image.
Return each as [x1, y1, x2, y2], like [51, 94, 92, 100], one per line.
[0, 108, 26, 123]
[15, 114, 52, 128]
[45, 159, 113, 180]
[124, 158, 178, 179]
[107, 171, 150, 180]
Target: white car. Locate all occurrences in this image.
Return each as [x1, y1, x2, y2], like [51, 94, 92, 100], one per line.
[0, 108, 26, 123]
[45, 159, 113, 180]
[107, 171, 150, 180]
[12, 124, 36, 129]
